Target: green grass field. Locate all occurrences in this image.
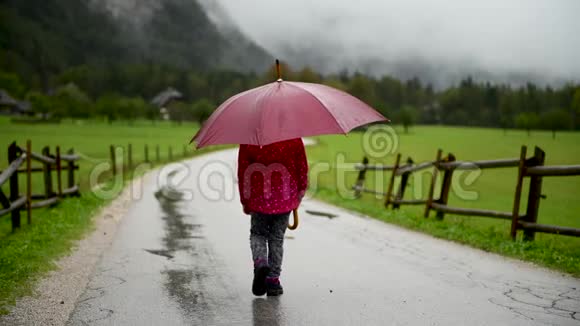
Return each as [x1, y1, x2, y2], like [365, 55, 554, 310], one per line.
[307, 125, 580, 275]
[0, 117, 204, 190]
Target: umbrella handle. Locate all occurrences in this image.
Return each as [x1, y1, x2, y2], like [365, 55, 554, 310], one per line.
[288, 208, 299, 230]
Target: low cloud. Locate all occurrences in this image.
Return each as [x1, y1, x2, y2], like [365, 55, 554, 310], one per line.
[210, 0, 580, 87]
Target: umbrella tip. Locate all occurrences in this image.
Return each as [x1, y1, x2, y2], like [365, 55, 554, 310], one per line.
[275, 59, 282, 81]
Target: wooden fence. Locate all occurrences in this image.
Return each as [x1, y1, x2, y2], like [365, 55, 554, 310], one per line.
[0, 141, 80, 231]
[352, 146, 580, 240]
[1, 141, 193, 232]
[109, 143, 192, 175]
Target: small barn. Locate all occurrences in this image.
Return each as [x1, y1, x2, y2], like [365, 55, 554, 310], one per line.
[0, 89, 33, 116]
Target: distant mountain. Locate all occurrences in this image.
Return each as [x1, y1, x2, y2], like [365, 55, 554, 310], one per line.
[0, 0, 272, 77]
[275, 43, 570, 90]
[92, 0, 272, 72]
[196, 0, 274, 73]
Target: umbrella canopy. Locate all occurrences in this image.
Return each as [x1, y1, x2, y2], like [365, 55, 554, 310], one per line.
[191, 68, 388, 148]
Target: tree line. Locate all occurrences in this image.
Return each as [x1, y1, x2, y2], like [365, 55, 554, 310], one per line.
[1, 61, 579, 135]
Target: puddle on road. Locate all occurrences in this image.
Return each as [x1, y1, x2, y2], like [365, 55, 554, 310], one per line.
[144, 249, 174, 259]
[252, 298, 284, 325]
[153, 184, 219, 324]
[305, 210, 338, 219]
[154, 188, 203, 253]
[164, 269, 209, 307]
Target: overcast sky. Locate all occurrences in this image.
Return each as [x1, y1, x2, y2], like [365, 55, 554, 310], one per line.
[211, 0, 580, 85]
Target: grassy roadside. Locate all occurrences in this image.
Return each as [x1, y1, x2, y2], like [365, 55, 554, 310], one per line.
[0, 192, 107, 314]
[0, 118, 223, 314]
[306, 126, 580, 276]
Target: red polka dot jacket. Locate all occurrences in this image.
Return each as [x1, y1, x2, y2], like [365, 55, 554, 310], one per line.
[237, 138, 308, 215]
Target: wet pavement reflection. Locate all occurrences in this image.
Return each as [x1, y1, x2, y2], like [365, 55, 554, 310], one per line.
[252, 298, 282, 326]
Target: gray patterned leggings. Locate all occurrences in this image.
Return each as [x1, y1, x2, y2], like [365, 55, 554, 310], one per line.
[250, 212, 290, 278]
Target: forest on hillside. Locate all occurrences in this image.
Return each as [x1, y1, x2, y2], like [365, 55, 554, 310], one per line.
[0, 0, 579, 133]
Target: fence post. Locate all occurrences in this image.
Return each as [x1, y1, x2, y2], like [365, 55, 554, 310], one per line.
[110, 145, 117, 176]
[522, 146, 546, 241]
[510, 146, 527, 240]
[144, 144, 149, 163]
[424, 149, 443, 218]
[156, 145, 160, 163]
[393, 157, 413, 209]
[42, 146, 54, 198]
[354, 157, 369, 198]
[8, 142, 21, 230]
[435, 153, 456, 220]
[56, 146, 62, 196]
[384, 153, 401, 208]
[67, 148, 78, 196]
[26, 140, 32, 224]
[128, 143, 133, 170]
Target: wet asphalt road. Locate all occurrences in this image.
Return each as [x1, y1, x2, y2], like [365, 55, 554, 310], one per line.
[68, 149, 580, 326]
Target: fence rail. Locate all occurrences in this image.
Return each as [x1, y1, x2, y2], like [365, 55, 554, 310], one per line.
[395, 161, 433, 175]
[352, 145, 580, 241]
[525, 165, 580, 176]
[430, 202, 518, 220]
[108, 143, 193, 176]
[438, 158, 520, 170]
[0, 141, 80, 231]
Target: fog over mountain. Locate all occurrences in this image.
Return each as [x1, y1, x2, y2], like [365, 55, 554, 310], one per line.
[203, 0, 580, 88]
[89, 0, 271, 72]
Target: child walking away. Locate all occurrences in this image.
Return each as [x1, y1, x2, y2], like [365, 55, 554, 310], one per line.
[237, 138, 308, 296]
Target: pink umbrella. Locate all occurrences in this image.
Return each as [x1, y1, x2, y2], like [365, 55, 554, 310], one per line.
[191, 60, 388, 148]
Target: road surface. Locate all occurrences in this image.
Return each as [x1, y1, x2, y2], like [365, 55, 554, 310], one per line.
[68, 149, 580, 325]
